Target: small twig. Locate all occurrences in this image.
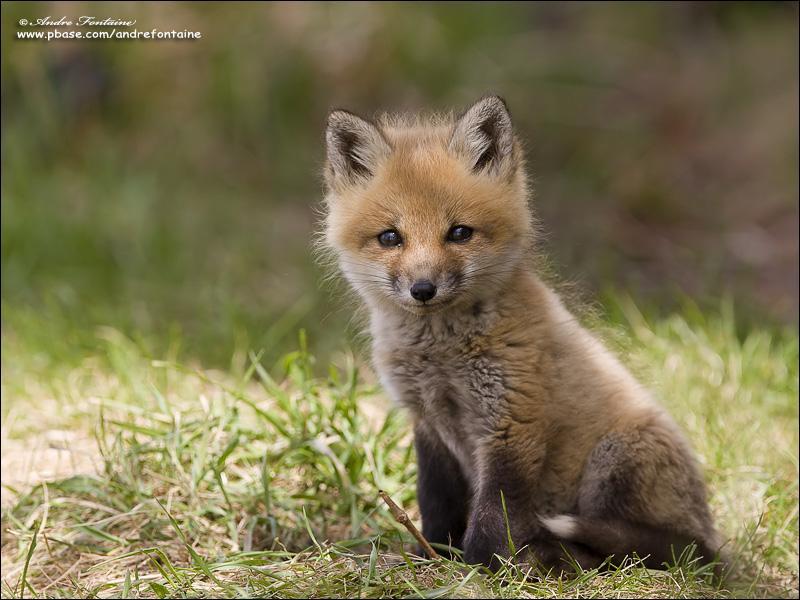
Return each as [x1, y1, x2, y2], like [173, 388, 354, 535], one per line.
[378, 490, 439, 559]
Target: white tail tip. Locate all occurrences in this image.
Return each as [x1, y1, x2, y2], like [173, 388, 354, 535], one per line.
[540, 514, 578, 538]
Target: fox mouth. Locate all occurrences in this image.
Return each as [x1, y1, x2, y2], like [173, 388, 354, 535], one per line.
[397, 297, 454, 314]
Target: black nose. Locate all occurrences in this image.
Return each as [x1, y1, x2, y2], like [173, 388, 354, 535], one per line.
[410, 280, 437, 302]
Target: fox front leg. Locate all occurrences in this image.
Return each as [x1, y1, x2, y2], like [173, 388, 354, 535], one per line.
[462, 493, 513, 569]
[462, 430, 545, 570]
[414, 424, 470, 557]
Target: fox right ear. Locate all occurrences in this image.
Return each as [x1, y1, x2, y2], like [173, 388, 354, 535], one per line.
[325, 110, 390, 187]
[449, 96, 516, 176]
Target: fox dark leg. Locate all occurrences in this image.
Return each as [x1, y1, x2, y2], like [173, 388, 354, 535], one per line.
[414, 424, 470, 557]
[462, 429, 545, 570]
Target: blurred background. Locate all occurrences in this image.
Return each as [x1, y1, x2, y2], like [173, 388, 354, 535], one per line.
[2, 1, 798, 370]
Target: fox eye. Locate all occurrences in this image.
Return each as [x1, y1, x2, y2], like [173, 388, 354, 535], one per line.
[377, 229, 403, 247]
[447, 225, 473, 243]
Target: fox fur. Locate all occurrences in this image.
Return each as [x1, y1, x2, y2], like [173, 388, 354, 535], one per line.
[320, 95, 723, 574]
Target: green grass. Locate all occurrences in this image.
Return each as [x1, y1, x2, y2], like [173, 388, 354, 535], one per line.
[1, 302, 797, 598]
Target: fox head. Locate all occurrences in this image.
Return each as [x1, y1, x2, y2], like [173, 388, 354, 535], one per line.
[322, 96, 533, 315]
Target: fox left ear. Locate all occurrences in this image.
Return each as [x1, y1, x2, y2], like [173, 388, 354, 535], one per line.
[449, 96, 516, 176]
[325, 109, 391, 187]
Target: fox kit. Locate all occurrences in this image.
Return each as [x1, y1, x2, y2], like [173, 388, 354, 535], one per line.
[321, 96, 722, 573]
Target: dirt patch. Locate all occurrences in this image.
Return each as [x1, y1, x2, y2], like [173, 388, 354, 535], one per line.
[1, 430, 100, 509]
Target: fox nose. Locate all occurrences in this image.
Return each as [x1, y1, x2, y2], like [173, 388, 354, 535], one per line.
[410, 280, 437, 302]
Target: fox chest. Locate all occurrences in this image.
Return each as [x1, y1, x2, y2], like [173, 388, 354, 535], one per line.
[373, 332, 506, 479]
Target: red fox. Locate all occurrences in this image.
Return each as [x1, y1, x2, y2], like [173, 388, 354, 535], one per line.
[321, 96, 723, 574]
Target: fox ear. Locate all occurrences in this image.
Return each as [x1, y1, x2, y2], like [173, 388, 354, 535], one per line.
[325, 110, 391, 186]
[449, 96, 515, 176]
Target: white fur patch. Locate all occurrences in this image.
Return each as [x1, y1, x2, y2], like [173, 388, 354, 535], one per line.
[540, 514, 578, 539]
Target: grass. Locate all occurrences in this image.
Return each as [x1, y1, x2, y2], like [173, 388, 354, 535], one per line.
[1, 301, 797, 598]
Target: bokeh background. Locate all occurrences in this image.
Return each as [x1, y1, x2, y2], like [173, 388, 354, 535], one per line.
[2, 1, 798, 370]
